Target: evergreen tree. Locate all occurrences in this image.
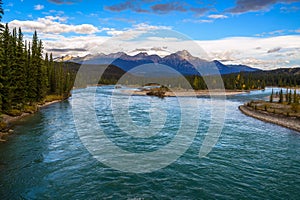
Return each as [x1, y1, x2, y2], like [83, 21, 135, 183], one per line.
[270, 89, 273, 103]
[261, 80, 266, 89]
[27, 32, 39, 102]
[11, 28, 26, 108]
[288, 90, 292, 105]
[36, 39, 48, 101]
[49, 53, 57, 94]
[193, 76, 199, 90]
[0, 24, 14, 111]
[294, 90, 298, 104]
[279, 89, 283, 103]
[0, 24, 75, 114]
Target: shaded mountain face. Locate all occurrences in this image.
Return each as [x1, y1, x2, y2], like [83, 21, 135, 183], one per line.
[59, 50, 259, 75]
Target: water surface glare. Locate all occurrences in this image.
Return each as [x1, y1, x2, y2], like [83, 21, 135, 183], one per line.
[0, 86, 299, 199]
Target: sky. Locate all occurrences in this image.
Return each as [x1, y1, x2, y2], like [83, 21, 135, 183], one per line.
[2, 0, 300, 69]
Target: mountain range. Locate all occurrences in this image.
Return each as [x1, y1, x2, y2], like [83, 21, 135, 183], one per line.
[55, 50, 259, 75]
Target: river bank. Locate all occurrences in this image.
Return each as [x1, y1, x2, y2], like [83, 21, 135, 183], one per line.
[239, 104, 300, 133]
[0, 99, 63, 142]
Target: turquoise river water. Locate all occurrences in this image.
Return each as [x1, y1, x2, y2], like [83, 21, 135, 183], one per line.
[0, 86, 299, 199]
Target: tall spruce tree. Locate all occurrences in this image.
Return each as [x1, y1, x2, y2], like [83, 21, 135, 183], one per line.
[27, 31, 39, 102]
[0, 21, 75, 114]
[279, 89, 283, 103]
[270, 89, 274, 103]
[36, 39, 48, 101]
[49, 53, 57, 94]
[294, 90, 298, 104]
[0, 24, 14, 111]
[13, 28, 27, 107]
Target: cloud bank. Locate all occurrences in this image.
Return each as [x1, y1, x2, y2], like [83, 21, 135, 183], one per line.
[227, 0, 300, 14]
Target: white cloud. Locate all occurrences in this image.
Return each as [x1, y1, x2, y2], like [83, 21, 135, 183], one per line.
[34, 4, 44, 11]
[132, 23, 171, 31]
[208, 14, 228, 19]
[13, 18, 299, 70]
[183, 19, 213, 23]
[198, 36, 300, 69]
[40, 34, 300, 70]
[45, 15, 68, 22]
[9, 16, 99, 34]
[110, 23, 171, 40]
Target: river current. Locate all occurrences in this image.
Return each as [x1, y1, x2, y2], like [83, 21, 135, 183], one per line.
[0, 87, 299, 199]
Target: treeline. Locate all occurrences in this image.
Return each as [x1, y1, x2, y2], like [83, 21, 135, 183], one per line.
[0, 24, 74, 115]
[85, 68, 299, 90]
[270, 89, 299, 105]
[188, 70, 299, 91]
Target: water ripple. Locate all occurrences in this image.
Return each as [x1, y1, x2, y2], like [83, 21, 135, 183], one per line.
[0, 87, 300, 199]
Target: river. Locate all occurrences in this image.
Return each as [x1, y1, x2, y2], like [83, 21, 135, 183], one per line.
[0, 86, 299, 199]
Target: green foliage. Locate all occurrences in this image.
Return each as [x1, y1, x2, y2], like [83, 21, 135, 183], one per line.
[0, 25, 75, 114]
[270, 89, 273, 103]
[0, 24, 14, 112]
[279, 89, 283, 103]
[288, 90, 292, 105]
[44, 95, 63, 102]
[6, 109, 22, 116]
[0, 121, 7, 131]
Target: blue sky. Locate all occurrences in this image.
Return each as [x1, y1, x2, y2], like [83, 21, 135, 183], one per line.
[2, 0, 300, 69]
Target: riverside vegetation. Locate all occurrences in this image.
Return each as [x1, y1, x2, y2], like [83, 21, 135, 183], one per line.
[246, 89, 300, 117]
[0, 6, 75, 136]
[240, 88, 300, 132]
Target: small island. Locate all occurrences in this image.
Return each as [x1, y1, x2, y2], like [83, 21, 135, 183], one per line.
[239, 89, 300, 132]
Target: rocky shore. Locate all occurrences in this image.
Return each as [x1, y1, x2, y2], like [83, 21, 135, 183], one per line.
[239, 105, 300, 133]
[0, 100, 62, 142]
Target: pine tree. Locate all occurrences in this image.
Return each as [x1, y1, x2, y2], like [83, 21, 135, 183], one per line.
[0, 24, 75, 114]
[270, 89, 273, 103]
[27, 31, 39, 102]
[294, 90, 298, 104]
[36, 39, 48, 101]
[279, 89, 283, 103]
[49, 53, 57, 94]
[11, 28, 26, 108]
[0, 24, 14, 111]
[288, 90, 292, 105]
[193, 76, 199, 90]
[285, 88, 288, 102]
[261, 79, 266, 89]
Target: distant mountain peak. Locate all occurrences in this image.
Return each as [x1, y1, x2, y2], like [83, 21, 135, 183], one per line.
[134, 52, 149, 57]
[57, 50, 258, 75]
[173, 50, 197, 62]
[176, 50, 192, 57]
[54, 54, 76, 62]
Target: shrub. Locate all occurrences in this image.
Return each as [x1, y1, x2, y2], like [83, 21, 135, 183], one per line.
[7, 109, 22, 116]
[0, 121, 8, 131]
[23, 105, 38, 114]
[44, 95, 63, 102]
